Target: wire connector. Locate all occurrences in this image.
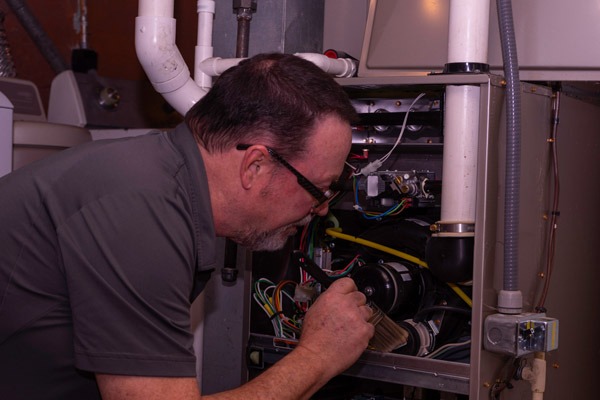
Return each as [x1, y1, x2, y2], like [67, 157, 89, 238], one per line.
[356, 159, 383, 176]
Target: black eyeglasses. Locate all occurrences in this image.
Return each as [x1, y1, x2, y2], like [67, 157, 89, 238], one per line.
[236, 144, 336, 207]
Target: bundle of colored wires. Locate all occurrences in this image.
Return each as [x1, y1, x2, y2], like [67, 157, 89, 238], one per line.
[252, 278, 304, 339]
[301, 255, 364, 286]
[298, 217, 320, 259]
[328, 254, 363, 278]
[352, 175, 411, 220]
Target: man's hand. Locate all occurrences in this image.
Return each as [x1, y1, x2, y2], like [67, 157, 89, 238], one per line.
[295, 277, 375, 378]
[96, 279, 374, 400]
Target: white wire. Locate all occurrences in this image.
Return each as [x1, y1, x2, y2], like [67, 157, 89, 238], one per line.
[253, 279, 302, 339]
[351, 93, 427, 177]
[378, 93, 427, 164]
[252, 293, 283, 337]
[424, 340, 471, 359]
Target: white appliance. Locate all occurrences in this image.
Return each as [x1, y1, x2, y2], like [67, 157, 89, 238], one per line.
[48, 70, 170, 140]
[0, 77, 91, 177]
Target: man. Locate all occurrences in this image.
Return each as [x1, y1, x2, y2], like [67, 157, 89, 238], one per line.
[0, 53, 374, 399]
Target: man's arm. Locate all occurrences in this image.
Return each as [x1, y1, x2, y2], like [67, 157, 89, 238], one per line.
[97, 278, 373, 400]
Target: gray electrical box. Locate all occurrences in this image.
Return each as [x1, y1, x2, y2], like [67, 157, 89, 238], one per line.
[484, 313, 559, 356]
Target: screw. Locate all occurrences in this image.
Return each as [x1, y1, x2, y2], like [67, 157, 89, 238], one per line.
[538, 272, 545, 278]
[483, 382, 491, 388]
[552, 363, 560, 369]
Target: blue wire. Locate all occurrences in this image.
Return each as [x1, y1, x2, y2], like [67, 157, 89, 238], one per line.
[354, 175, 405, 220]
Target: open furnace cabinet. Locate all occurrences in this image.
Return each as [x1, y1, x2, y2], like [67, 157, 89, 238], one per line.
[202, 73, 570, 399]
[242, 73, 556, 399]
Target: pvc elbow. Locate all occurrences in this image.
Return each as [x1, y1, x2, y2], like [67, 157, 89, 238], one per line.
[161, 78, 208, 116]
[198, 57, 245, 78]
[135, 15, 206, 115]
[294, 53, 357, 77]
[135, 15, 189, 91]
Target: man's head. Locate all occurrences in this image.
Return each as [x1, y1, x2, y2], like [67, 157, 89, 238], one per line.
[186, 53, 357, 251]
[185, 53, 357, 159]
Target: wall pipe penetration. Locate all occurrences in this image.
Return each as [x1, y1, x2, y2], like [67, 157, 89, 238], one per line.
[135, 0, 358, 116]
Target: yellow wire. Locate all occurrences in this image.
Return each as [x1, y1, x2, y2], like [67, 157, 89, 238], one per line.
[325, 228, 473, 308]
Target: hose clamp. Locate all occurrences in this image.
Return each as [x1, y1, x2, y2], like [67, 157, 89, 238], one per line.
[430, 222, 475, 234]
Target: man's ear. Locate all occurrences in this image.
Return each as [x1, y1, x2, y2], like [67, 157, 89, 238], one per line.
[239, 146, 272, 190]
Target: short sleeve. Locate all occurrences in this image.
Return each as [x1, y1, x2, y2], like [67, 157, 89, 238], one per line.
[57, 189, 198, 377]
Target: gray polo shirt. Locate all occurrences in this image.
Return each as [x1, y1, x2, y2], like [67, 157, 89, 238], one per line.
[0, 123, 216, 399]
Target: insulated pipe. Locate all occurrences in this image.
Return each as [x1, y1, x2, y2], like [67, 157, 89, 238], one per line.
[135, 0, 207, 115]
[496, 0, 522, 314]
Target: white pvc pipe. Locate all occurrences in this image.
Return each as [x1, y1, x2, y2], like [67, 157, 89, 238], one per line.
[195, 53, 356, 81]
[135, 0, 207, 115]
[199, 57, 245, 77]
[138, 0, 173, 17]
[194, 0, 216, 88]
[135, 1, 359, 115]
[447, 0, 491, 63]
[440, 85, 480, 226]
[437, 0, 491, 233]
[295, 53, 357, 78]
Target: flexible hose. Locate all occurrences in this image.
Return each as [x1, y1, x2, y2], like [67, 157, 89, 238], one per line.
[496, 0, 521, 292]
[5, 0, 68, 74]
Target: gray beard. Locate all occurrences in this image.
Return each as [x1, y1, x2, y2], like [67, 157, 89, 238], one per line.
[233, 214, 313, 252]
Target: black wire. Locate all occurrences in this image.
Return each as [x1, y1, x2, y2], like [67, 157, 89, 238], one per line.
[413, 305, 471, 322]
[489, 357, 518, 399]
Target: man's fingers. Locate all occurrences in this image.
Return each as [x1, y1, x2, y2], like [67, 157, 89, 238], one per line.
[327, 277, 357, 293]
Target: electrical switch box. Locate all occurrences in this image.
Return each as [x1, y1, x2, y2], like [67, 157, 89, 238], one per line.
[484, 313, 559, 356]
